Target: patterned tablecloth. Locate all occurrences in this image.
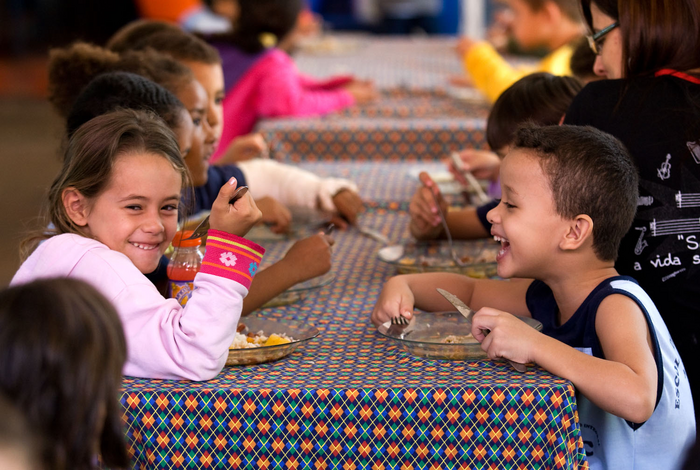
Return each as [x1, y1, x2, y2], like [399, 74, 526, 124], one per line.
[120, 163, 588, 469]
[259, 89, 490, 163]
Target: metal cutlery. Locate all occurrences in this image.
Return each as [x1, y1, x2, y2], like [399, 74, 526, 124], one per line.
[357, 226, 390, 244]
[183, 186, 249, 240]
[427, 189, 467, 267]
[386, 316, 415, 337]
[450, 152, 491, 205]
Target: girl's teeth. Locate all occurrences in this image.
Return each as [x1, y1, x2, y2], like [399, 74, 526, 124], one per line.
[132, 243, 157, 250]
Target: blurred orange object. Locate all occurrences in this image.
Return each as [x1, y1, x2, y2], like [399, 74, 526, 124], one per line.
[133, 0, 201, 23]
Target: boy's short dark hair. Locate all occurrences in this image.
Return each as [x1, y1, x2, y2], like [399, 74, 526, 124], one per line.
[513, 124, 638, 261]
[521, 0, 582, 22]
[487, 73, 582, 152]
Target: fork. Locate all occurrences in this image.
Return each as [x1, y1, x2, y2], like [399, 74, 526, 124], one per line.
[183, 186, 249, 240]
[427, 189, 467, 267]
[391, 315, 410, 326]
[387, 315, 414, 337]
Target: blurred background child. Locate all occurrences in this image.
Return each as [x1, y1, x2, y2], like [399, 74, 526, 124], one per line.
[12, 109, 264, 381]
[409, 72, 582, 241]
[0, 278, 130, 470]
[201, 0, 378, 160]
[456, 0, 584, 102]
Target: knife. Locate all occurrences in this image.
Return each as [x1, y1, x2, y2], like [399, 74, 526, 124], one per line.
[436, 288, 527, 372]
[437, 288, 476, 323]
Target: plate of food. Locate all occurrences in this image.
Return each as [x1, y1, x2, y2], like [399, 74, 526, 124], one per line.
[377, 310, 542, 361]
[227, 317, 320, 366]
[377, 239, 499, 278]
[262, 272, 335, 308]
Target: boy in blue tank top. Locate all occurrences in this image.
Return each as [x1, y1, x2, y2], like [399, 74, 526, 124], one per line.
[372, 124, 696, 469]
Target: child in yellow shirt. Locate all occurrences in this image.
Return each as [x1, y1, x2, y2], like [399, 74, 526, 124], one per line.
[457, 0, 584, 102]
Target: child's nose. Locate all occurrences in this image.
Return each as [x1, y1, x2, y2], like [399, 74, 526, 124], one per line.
[486, 205, 500, 225]
[142, 214, 165, 234]
[203, 118, 217, 144]
[207, 104, 220, 131]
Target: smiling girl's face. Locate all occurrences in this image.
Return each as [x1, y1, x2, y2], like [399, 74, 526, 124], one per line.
[80, 151, 183, 273]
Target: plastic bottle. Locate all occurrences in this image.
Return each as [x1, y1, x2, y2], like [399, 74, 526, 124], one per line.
[167, 230, 204, 306]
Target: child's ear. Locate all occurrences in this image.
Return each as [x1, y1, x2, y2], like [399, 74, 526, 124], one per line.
[541, 0, 563, 25]
[62, 187, 90, 227]
[560, 215, 593, 251]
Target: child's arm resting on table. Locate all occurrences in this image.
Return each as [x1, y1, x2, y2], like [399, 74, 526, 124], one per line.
[241, 232, 334, 316]
[473, 294, 658, 423]
[371, 273, 531, 326]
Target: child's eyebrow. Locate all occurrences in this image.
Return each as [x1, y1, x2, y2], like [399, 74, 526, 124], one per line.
[118, 195, 180, 203]
[502, 184, 518, 195]
[118, 195, 149, 202]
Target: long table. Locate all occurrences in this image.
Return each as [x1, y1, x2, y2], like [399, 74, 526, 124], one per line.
[119, 162, 588, 469]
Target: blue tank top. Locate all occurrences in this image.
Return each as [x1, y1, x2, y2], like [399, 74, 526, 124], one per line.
[526, 276, 696, 469]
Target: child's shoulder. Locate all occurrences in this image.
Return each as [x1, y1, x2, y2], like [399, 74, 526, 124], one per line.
[27, 234, 145, 285]
[528, 276, 648, 320]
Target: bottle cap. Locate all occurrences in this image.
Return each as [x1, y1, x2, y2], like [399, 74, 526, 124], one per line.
[171, 230, 201, 248]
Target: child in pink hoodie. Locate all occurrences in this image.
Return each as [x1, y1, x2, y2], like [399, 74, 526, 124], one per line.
[11, 109, 264, 381]
[206, 0, 377, 161]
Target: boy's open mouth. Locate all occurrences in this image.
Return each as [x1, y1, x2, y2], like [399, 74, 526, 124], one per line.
[493, 235, 510, 260]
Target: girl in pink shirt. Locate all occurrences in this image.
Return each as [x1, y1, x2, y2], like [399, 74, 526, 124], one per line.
[206, 0, 377, 161]
[11, 109, 265, 381]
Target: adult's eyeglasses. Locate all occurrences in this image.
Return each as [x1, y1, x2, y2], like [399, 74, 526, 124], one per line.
[587, 22, 619, 55]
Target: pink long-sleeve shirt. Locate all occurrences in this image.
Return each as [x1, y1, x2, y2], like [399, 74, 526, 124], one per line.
[10, 230, 264, 381]
[213, 47, 355, 162]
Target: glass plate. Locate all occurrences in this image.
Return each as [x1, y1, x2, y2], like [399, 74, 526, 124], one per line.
[377, 310, 542, 361]
[262, 272, 335, 308]
[227, 317, 320, 366]
[377, 239, 500, 278]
